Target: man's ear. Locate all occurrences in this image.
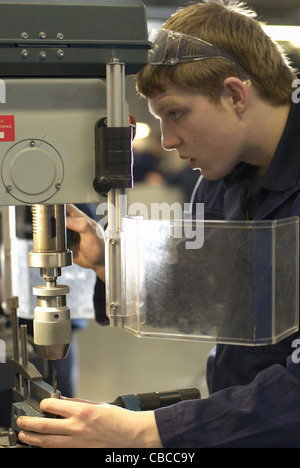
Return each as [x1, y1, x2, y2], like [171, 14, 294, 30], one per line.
[223, 77, 250, 114]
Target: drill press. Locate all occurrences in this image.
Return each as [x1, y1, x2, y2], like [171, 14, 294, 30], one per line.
[28, 204, 72, 391]
[0, 0, 149, 446]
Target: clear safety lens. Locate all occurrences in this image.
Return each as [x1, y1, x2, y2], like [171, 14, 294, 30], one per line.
[148, 29, 247, 79]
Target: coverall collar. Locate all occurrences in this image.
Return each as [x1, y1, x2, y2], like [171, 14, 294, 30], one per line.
[223, 100, 300, 220]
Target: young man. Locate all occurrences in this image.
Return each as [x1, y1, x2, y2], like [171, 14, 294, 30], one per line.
[17, 0, 300, 447]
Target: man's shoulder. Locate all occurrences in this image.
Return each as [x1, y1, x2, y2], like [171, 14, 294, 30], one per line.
[193, 178, 226, 220]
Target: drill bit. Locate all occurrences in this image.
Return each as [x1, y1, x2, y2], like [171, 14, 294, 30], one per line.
[51, 360, 57, 394]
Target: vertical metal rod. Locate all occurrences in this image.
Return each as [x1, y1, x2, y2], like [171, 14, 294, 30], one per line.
[11, 306, 19, 363]
[106, 58, 127, 127]
[51, 360, 57, 394]
[20, 325, 28, 366]
[20, 324, 29, 397]
[1, 207, 16, 313]
[106, 59, 128, 327]
[8, 296, 20, 390]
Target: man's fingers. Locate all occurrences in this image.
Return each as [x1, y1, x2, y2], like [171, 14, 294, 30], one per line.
[17, 415, 68, 436]
[66, 215, 88, 233]
[16, 398, 104, 448]
[66, 203, 85, 218]
[66, 204, 97, 233]
[18, 431, 74, 448]
[40, 398, 79, 417]
[16, 399, 79, 438]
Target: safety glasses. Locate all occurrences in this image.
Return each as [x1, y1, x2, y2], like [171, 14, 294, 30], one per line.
[148, 28, 248, 80]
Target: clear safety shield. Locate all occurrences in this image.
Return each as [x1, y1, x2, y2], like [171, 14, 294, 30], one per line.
[114, 216, 299, 345]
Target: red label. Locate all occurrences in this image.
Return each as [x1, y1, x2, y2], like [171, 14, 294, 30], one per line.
[0, 115, 15, 142]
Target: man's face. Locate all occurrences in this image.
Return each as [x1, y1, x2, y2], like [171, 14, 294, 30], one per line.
[149, 84, 244, 181]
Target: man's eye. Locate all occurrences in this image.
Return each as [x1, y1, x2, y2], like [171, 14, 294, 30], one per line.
[169, 110, 182, 119]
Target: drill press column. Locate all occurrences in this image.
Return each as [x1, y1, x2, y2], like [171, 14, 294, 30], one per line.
[28, 204, 72, 361]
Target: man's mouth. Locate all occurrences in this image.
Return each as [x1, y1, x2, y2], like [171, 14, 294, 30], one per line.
[179, 154, 192, 161]
[179, 154, 197, 166]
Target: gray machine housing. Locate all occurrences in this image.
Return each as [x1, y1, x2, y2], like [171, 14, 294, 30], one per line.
[0, 0, 149, 206]
[1, 78, 108, 205]
[0, 0, 149, 77]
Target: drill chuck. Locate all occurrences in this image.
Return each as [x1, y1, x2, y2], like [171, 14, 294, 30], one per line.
[33, 284, 71, 360]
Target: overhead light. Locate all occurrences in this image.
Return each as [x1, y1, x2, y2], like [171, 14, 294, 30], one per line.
[135, 122, 151, 139]
[261, 25, 300, 48]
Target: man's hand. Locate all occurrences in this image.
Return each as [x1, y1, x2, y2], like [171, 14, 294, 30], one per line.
[17, 398, 163, 448]
[66, 204, 105, 281]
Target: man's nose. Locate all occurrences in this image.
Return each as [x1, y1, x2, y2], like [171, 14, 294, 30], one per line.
[161, 130, 181, 151]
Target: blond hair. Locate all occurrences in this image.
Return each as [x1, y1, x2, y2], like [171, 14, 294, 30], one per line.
[136, 0, 297, 105]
